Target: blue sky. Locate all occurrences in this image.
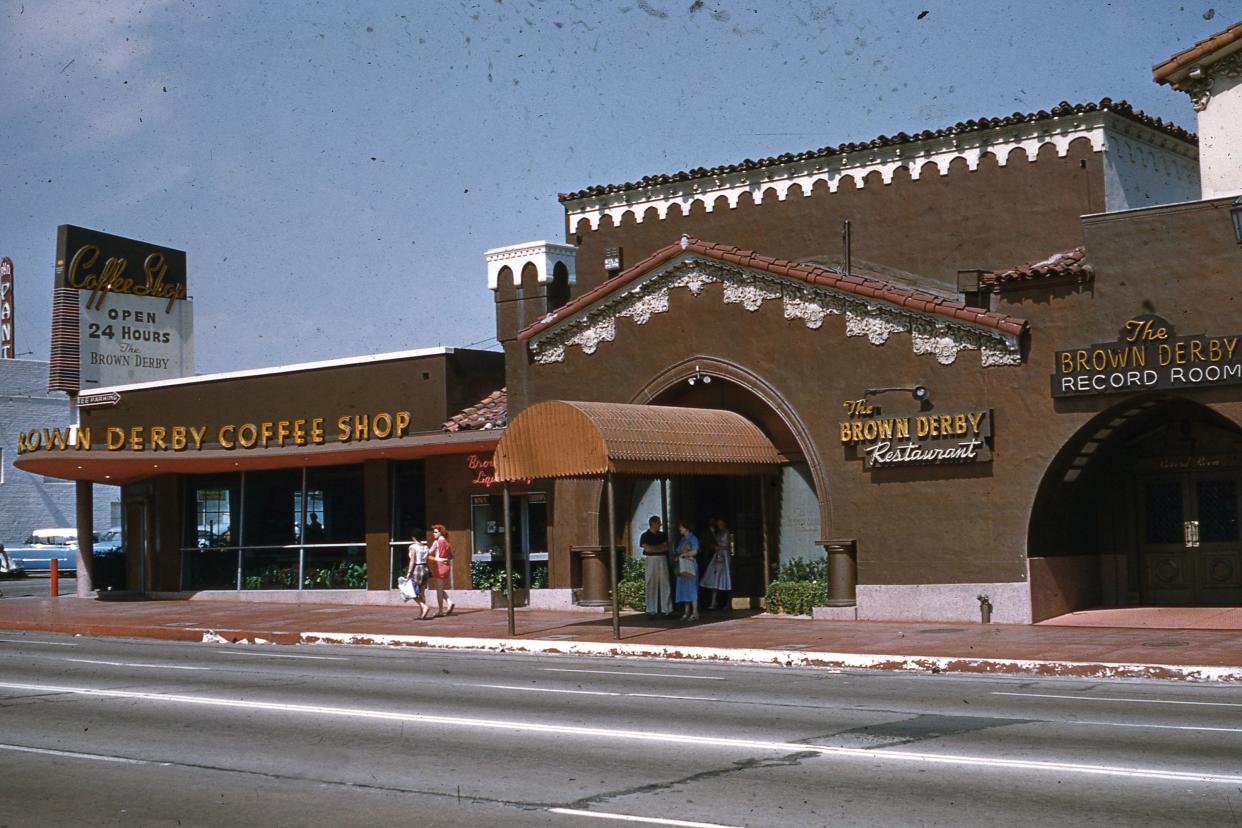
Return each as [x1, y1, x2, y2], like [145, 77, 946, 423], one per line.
[0, 1, 1233, 374]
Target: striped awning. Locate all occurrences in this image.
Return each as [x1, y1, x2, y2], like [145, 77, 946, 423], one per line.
[494, 400, 783, 481]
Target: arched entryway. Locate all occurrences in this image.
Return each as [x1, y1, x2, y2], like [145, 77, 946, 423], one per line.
[1029, 396, 1242, 617]
[624, 358, 829, 605]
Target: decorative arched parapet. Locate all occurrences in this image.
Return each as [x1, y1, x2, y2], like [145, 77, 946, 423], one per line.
[525, 252, 1024, 368]
[485, 240, 578, 291]
[560, 106, 1197, 230]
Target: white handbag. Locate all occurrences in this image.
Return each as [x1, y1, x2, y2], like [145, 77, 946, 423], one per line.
[398, 576, 418, 601]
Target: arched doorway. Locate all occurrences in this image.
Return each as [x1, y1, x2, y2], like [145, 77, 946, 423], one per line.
[1029, 396, 1242, 615]
[622, 359, 827, 604]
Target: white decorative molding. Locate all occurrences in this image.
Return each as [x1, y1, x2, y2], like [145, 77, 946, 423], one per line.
[528, 259, 1022, 367]
[563, 111, 1196, 231]
[1173, 50, 1242, 111]
[485, 240, 577, 290]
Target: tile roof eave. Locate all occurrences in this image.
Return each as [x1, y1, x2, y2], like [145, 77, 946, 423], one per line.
[518, 238, 1028, 346]
[1153, 21, 1242, 83]
[557, 99, 1195, 203]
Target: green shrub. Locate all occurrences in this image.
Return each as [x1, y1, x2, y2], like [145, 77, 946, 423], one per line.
[765, 579, 828, 616]
[616, 555, 646, 610]
[775, 558, 828, 583]
[470, 560, 549, 592]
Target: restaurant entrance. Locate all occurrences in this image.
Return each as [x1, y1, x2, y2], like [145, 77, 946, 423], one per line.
[1137, 471, 1242, 605]
[670, 475, 768, 602]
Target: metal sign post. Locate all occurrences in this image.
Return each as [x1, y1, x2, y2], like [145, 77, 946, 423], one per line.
[607, 473, 620, 640]
[503, 483, 515, 637]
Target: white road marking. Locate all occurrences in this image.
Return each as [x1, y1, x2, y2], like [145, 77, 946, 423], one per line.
[481, 684, 718, 702]
[1077, 720, 1242, 734]
[995, 691, 1242, 708]
[65, 658, 209, 671]
[482, 684, 620, 697]
[548, 808, 741, 827]
[542, 668, 726, 681]
[212, 650, 348, 661]
[0, 743, 148, 765]
[0, 638, 78, 646]
[1, 680, 1239, 785]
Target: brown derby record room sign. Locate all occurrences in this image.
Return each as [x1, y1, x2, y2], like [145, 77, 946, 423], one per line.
[1052, 315, 1241, 398]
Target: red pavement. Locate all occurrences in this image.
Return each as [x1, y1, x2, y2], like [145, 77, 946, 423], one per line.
[1, 596, 1241, 675]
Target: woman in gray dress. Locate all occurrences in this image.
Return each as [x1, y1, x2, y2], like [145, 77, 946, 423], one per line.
[699, 517, 733, 610]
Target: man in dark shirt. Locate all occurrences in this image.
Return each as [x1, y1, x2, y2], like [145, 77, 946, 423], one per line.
[639, 515, 672, 618]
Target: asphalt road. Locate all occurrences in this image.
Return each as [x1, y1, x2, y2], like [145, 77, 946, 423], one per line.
[0, 633, 1240, 827]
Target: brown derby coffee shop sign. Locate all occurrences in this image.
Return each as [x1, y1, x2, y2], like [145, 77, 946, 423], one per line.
[1052, 314, 1242, 398]
[838, 399, 992, 469]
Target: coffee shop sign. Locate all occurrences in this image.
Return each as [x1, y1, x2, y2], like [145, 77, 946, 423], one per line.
[839, 399, 992, 469]
[1053, 315, 1242, 398]
[17, 410, 413, 455]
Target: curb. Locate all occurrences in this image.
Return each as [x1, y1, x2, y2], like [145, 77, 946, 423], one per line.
[293, 631, 1242, 682]
[4, 620, 1239, 682]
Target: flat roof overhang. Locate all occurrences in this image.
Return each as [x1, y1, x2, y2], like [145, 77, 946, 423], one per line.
[14, 430, 500, 485]
[494, 400, 784, 482]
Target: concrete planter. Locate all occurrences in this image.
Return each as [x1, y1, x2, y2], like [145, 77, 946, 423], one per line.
[490, 588, 530, 609]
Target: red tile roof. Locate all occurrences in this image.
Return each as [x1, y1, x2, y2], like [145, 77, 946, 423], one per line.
[443, 387, 507, 432]
[558, 100, 1195, 202]
[980, 247, 1093, 290]
[1153, 21, 1242, 83]
[517, 238, 1028, 343]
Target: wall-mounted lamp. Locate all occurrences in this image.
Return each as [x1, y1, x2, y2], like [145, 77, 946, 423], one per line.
[1231, 196, 1242, 246]
[687, 365, 713, 387]
[864, 385, 929, 402]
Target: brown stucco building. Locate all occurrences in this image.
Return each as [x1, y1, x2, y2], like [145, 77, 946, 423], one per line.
[17, 23, 1242, 624]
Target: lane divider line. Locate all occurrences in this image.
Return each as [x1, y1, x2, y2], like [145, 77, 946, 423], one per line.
[994, 691, 1242, 708]
[0, 638, 78, 647]
[541, 668, 727, 681]
[0, 742, 148, 765]
[548, 808, 741, 827]
[212, 650, 348, 661]
[2, 680, 1240, 786]
[65, 658, 209, 671]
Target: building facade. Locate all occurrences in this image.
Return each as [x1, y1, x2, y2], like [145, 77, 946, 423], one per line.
[1, 358, 117, 544]
[16, 23, 1242, 625]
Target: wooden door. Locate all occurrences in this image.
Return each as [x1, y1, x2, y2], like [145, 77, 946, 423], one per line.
[1140, 474, 1242, 604]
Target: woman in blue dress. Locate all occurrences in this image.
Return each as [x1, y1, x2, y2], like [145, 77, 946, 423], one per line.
[674, 521, 700, 621]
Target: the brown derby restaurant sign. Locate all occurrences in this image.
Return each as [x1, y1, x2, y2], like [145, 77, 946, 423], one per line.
[17, 410, 413, 455]
[838, 399, 992, 469]
[1052, 315, 1242, 398]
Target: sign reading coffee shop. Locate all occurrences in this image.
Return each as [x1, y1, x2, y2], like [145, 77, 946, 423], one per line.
[16, 410, 413, 456]
[1052, 315, 1242, 398]
[50, 225, 194, 392]
[838, 399, 992, 469]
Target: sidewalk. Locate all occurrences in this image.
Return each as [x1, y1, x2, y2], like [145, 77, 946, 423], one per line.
[1, 596, 1240, 681]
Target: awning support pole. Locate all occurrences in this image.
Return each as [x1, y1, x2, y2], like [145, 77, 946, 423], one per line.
[659, 477, 669, 541]
[760, 479, 771, 602]
[607, 472, 620, 640]
[503, 483, 515, 637]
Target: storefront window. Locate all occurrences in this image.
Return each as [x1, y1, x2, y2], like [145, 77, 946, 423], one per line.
[469, 491, 548, 588]
[182, 474, 240, 590]
[390, 460, 426, 587]
[180, 466, 369, 591]
[302, 465, 366, 589]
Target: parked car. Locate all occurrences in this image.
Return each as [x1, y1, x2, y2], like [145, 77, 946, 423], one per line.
[94, 528, 124, 556]
[5, 528, 79, 574]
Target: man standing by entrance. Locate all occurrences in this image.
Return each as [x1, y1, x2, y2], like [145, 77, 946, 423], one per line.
[640, 515, 672, 619]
